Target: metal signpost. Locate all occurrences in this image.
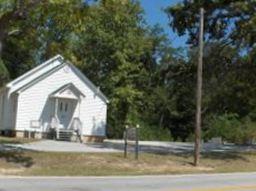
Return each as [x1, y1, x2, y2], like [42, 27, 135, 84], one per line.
[124, 124, 140, 160]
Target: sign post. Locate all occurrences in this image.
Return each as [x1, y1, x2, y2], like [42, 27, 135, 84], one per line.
[124, 124, 140, 160]
[124, 125, 128, 158]
[135, 124, 139, 160]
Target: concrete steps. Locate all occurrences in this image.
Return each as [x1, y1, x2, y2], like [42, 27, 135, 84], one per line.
[57, 129, 73, 141]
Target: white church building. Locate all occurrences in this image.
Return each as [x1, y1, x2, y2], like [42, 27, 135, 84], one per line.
[0, 55, 108, 142]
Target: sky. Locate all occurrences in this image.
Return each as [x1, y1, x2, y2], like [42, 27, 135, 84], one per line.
[140, 0, 188, 48]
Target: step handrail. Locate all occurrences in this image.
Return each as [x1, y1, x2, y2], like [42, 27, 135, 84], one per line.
[70, 117, 83, 143]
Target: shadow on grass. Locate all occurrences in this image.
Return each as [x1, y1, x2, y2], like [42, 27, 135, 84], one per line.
[139, 150, 250, 167]
[0, 140, 24, 144]
[0, 137, 34, 144]
[171, 150, 248, 159]
[0, 145, 34, 168]
[201, 152, 249, 162]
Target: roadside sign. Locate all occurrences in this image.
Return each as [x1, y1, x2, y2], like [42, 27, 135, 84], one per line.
[124, 124, 140, 160]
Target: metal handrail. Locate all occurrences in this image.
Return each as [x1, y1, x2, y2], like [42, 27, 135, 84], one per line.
[70, 117, 83, 143]
[50, 116, 60, 139]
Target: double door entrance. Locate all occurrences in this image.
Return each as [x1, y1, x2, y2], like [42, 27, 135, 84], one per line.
[57, 99, 76, 129]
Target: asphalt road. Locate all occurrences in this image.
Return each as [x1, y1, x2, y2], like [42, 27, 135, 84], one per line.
[0, 172, 256, 191]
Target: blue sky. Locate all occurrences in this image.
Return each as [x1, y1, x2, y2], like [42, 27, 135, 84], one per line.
[140, 0, 188, 48]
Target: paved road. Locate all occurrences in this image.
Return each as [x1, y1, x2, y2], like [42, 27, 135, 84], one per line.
[0, 173, 256, 191]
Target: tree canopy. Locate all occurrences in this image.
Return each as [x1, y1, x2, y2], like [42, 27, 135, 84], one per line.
[0, 0, 255, 142]
[167, 0, 256, 50]
[167, 0, 256, 143]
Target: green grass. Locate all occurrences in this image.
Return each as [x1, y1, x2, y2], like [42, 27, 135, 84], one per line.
[0, 136, 37, 144]
[1, 150, 256, 176]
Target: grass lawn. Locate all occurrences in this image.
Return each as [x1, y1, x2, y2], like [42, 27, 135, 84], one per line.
[0, 136, 37, 144]
[1, 150, 256, 176]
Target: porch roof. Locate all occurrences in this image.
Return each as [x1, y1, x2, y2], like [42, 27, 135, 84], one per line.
[49, 83, 85, 100]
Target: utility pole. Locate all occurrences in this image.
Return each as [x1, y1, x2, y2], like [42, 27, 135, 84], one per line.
[194, 7, 204, 166]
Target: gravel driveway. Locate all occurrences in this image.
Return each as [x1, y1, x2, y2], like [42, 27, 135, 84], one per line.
[104, 140, 256, 154]
[1, 139, 256, 153]
[2, 140, 120, 153]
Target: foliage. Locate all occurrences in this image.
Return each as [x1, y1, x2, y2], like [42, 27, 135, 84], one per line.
[1, 0, 174, 140]
[1, 0, 256, 143]
[167, 0, 256, 50]
[166, 0, 256, 143]
[0, 58, 9, 86]
[204, 113, 241, 142]
[138, 123, 171, 141]
[205, 113, 256, 145]
[70, 0, 151, 138]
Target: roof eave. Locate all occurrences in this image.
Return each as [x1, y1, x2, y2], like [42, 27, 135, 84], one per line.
[6, 55, 64, 88]
[67, 62, 109, 104]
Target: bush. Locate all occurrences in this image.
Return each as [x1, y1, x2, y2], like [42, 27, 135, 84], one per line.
[138, 122, 172, 141]
[205, 113, 256, 145]
[107, 112, 172, 141]
[0, 59, 9, 86]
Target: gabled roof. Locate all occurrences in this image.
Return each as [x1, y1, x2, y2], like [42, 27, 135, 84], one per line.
[7, 55, 64, 88]
[50, 83, 85, 100]
[6, 55, 109, 103]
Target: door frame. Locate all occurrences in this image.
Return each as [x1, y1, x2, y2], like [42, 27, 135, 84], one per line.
[54, 98, 77, 129]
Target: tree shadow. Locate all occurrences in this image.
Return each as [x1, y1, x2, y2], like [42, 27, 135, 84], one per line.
[0, 145, 34, 168]
[0, 140, 23, 144]
[201, 152, 249, 162]
[0, 136, 35, 144]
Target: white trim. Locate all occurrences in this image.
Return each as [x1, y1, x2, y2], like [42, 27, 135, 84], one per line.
[13, 94, 19, 130]
[0, 90, 5, 128]
[6, 55, 64, 88]
[68, 62, 109, 103]
[55, 98, 58, 118]
[49, 83, 85, 100]
[15, 62, 66, 94]
[5, 55, 109, 104]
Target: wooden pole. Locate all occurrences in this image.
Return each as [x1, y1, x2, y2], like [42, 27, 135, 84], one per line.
[194, 7, 204, 166]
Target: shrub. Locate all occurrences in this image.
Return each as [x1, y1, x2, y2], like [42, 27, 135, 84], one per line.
[0, 59, 9, 86]
[138, 122, 172, 141]
[205, 113, 256, 145]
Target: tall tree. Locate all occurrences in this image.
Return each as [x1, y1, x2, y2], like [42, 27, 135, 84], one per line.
[167, 0, 256, 143]
[1, 0, 88, 80]
[167, 0, 256, 51]
[70, 0, 153, 138]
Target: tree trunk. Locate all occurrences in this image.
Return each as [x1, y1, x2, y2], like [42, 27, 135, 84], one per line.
[0, 40, 2, 58]
[159, 113, 164, 128]
[0, 27, 6, 58]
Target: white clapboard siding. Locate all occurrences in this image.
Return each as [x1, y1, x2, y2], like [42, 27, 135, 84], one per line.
[7, 55, 63, 94]
[16, 62, 107, 136]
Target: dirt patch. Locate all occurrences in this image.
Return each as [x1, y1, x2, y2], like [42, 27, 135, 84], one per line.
[0, 168, 25, 175]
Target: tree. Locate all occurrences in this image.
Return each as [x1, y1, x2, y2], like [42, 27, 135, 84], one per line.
[167, 0, 256, 145]
[0, 0, 43, 83]
[68, 0, 154, 138]
[1, 0, 159, 138]
[167, 0, 256, 51]
[0, 0, 89, 81]
[0, 0, 46, 57]
[139, 26, 194, 141]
